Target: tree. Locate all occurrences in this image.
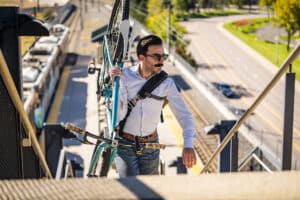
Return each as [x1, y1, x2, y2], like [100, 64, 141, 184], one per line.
[274, 0, 300, 51]
[172, 0, 197, 14]
[228, 0, 243, 9]
[259, 0, 276, 19]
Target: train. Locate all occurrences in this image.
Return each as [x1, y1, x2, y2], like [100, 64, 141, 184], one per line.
[22, 23, 70, 131]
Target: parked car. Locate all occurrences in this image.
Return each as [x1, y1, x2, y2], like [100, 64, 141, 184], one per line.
[218, 82, 235, 98]
[212, 81, 240, 99]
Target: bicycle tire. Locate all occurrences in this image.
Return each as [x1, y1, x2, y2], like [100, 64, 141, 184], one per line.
[87, 127, 106, 177]
[89, 140, 101, 176]
[106, 0, 130, 64]
[99, 147, 112, 177]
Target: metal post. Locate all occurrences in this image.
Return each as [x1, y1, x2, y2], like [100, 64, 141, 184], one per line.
[36, 0, 40, 12]
[80, 0, 84, 30]
[219, 129, 231, 172]
[0, 7, 23, 179]
[176, 157, 187, 174]
[205, 120, 238, 172]
[230, 134, 239, 172]
[281, 64, 295, 170]
[0, 6, 49, 179]
[85, 0, 88, 12]
[167, 1, 171, 54]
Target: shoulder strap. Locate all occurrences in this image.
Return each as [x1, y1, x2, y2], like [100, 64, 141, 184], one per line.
[137, 70, 168, 99]
[117, 70, 168, 134]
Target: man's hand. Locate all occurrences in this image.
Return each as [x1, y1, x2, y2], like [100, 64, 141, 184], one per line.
[109, 67, 122, 82]
[182, 147, 196, 168]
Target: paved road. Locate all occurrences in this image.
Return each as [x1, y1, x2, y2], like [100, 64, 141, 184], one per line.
[181, 14, 300, 169]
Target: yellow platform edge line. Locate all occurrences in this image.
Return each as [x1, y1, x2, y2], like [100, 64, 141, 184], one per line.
[47, 66, 71, 123]
[163, 105, 203, 174]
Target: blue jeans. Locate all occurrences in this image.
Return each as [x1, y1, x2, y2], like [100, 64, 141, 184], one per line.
[117, 137, 160, 176]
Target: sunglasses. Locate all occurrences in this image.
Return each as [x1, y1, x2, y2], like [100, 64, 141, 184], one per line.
[145, 53, 169, 61]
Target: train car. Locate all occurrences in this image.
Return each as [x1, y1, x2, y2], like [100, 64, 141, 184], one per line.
[22, 24, 69, 131]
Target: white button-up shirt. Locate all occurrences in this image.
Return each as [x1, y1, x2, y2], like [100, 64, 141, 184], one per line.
[118, 65, 196, 148]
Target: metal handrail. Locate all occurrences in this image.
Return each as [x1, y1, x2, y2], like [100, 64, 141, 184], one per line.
[238, 147, 273, 173]
[0, 50, 52, 179]
[252, 154, 273, 173]
[55, 149, 75, 180]
[238, 147, 260, 169]
[200, 42, 300, 173]
[64, 160, 75, 179]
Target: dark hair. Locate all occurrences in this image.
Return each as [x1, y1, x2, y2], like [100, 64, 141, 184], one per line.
[136, 35, 163, 57]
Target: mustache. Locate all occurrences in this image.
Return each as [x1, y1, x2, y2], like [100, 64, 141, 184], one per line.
[154, 63, 163, 67]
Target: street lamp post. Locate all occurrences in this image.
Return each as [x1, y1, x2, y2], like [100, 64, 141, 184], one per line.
[37, 0, 40, 12]
[165, 0, 172, 54]
[275, 35, 279, 64]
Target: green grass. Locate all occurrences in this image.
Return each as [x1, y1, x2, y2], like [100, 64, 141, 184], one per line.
[178, 10, 246, 20]
[224, 19, 300, 81]
[280, 35, 300, 41]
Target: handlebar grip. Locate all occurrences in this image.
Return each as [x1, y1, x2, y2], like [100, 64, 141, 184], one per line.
[65, 123, 85, 134]
[144, 143, 166, 150]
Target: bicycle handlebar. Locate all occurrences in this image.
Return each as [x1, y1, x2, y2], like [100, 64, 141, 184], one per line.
[64, 123, 168, 149]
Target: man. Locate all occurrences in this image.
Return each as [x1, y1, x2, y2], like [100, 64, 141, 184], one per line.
[110, 35, 197, 176]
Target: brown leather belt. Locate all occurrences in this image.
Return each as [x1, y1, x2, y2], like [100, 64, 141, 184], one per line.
[120, 130, 158, 143]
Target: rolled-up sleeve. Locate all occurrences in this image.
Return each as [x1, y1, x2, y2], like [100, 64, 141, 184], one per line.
[166, 79, 196, 148]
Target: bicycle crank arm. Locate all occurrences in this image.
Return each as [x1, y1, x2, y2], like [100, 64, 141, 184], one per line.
[64, 123, 115, 145]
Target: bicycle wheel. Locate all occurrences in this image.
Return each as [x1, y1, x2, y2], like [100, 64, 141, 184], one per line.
[99, 147, 112, 177]
[99, 127, 111, 177]
[106, 0, 130, 64]
[87, 128, 107, 177]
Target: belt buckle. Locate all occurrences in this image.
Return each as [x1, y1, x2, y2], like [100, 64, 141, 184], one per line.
[135, 136, 143, 155]
[136, 149, 143, 155]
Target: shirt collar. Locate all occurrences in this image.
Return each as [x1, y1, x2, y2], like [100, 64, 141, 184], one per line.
[132, 64, 144, 79]
[132, 63, 158, 80]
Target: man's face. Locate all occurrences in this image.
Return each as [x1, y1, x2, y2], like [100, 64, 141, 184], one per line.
[140, 45, 167, 74]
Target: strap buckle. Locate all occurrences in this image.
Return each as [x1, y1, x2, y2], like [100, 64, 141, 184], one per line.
[128, 95, 141, 109]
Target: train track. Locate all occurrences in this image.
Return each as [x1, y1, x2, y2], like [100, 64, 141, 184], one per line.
[179, 86, 218, 172]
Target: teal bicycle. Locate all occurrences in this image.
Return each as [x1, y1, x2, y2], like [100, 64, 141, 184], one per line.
[87, 0, 131, 177]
